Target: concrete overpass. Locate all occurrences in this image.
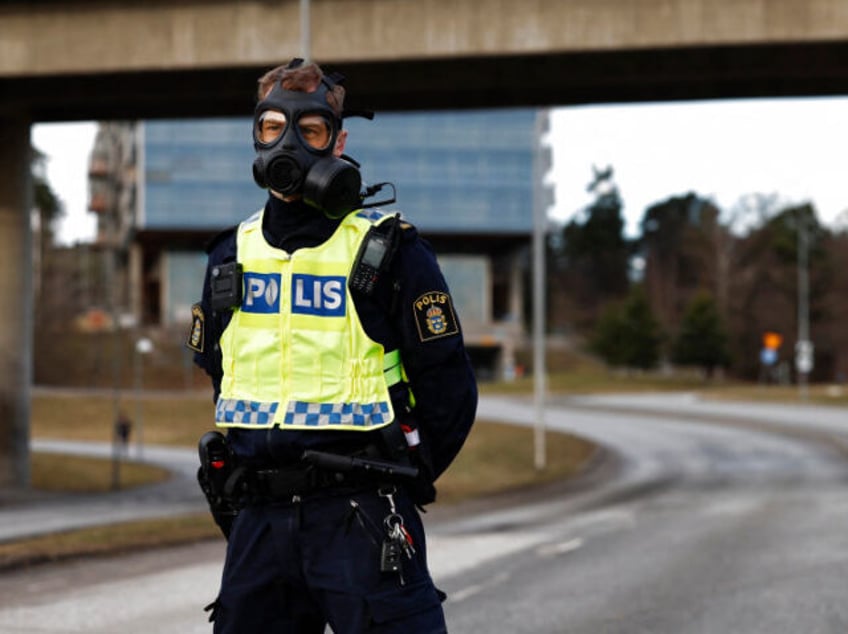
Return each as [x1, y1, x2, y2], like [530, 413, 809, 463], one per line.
[3, 0, 848, 488]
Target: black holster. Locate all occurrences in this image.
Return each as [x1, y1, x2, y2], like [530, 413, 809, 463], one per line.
[197, 431, 243, 539]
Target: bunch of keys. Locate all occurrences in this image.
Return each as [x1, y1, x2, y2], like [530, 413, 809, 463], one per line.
[379, 488, 415, 584]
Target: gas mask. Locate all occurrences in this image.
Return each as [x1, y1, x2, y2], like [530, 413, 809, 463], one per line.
[252, 78, 362, 218]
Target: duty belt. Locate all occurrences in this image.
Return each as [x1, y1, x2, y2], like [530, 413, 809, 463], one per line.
[247, 448, 418, 503]
[250, 466, 363, 501]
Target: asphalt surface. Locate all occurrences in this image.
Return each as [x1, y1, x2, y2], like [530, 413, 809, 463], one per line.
[2, 392, 847, 633]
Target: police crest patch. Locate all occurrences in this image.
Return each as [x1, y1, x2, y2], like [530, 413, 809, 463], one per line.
[186, 303, 205, 353]
[413, 292, 459, 342]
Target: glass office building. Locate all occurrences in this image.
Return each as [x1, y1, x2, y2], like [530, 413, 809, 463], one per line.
[141, 108, 540, 234]
[135, 109, 548, 377]
[142, 118, 264, 229]
[344, 109, 538, 234]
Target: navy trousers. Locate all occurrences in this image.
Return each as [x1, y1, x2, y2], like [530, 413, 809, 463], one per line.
[212, 485, 447, 633]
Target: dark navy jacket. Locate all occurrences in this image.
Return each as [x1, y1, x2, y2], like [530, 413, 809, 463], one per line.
[193, 195, 478, 482]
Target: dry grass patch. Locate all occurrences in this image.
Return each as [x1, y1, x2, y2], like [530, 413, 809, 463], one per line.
[436, 420, 597, 504]
[32, 393, 214, 445]
[698, 383, 848, 406]
[0, 514, 221, 571]
[31, 453, 170, 492]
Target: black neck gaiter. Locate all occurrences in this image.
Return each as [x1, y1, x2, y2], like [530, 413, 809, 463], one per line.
[261, 195, 343, 253]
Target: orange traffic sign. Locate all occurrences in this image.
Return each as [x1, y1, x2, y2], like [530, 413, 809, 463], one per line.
[762, 331, 783, 350]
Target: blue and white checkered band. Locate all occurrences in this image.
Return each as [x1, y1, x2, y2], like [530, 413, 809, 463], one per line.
[355, 209, 386, 222]
[216, 398, 279, 425]
[282, 401, 391, 427]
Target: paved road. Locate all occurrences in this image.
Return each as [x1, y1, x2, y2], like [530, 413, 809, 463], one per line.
[443, 393, 848, 633]
[1, 393, 847, 633]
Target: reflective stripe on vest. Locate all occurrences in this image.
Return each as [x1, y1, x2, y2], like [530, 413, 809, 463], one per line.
[215, 209, 401, 430]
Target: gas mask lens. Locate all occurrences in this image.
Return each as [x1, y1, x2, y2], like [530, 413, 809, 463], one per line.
[255, 110, 334, 151]
[255, 110, 287, 145]
[297, 113, 333, 151]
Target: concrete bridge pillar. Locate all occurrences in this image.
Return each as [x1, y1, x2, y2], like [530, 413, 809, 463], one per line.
[0, 116, 32, 489]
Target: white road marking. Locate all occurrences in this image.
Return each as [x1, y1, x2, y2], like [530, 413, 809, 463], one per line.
[536, 537, 584, 558]
[448, 572, 511, 603]
[428, 532, 547, 579]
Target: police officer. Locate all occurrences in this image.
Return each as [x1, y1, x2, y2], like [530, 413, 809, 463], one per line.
[189, 58, 477, 633]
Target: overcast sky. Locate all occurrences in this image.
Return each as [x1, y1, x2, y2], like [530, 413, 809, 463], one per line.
[32, 95, 848, 245]
[547, 96, 848, 236]
[31, 121, 99, 245]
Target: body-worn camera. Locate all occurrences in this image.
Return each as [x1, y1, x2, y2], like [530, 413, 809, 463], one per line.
[210, 262, 243, 311]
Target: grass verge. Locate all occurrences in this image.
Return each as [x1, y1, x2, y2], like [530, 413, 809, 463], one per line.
[0, 514, 222, 571]
[480, 369, 848, 406]
[31, 453, 171, 492]
[435, 420, 596, 504]
[8, 403, 596, 571]
[32, 392, 213, 446]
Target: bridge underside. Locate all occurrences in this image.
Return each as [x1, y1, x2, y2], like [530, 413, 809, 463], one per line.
[6, 41, 848, 122]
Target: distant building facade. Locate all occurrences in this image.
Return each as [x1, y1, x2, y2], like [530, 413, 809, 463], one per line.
[90, 109, 552, 379]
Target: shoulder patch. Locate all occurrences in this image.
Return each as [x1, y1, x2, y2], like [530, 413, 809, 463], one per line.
[185, 303, 205, 353]
[413, 292, 459, 342]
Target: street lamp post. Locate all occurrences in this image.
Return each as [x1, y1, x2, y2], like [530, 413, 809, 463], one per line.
[795, 215, 812, 400]
[531, 112, 548, 471]
[300, 0, 311, 62]
[134, 337, 153, 459]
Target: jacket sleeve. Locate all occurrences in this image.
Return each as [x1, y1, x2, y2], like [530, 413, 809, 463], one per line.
[391, 228, 478, 480]
[189, 228, 237, 403]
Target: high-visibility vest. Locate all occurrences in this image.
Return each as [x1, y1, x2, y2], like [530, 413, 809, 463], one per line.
[215, 208, 402, 430]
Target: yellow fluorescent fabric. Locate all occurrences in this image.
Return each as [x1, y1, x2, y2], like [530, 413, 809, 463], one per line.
[216, 209, 398, 430]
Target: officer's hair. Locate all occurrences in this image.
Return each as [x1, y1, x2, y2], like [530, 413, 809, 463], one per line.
[257, 61, 346, 119]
